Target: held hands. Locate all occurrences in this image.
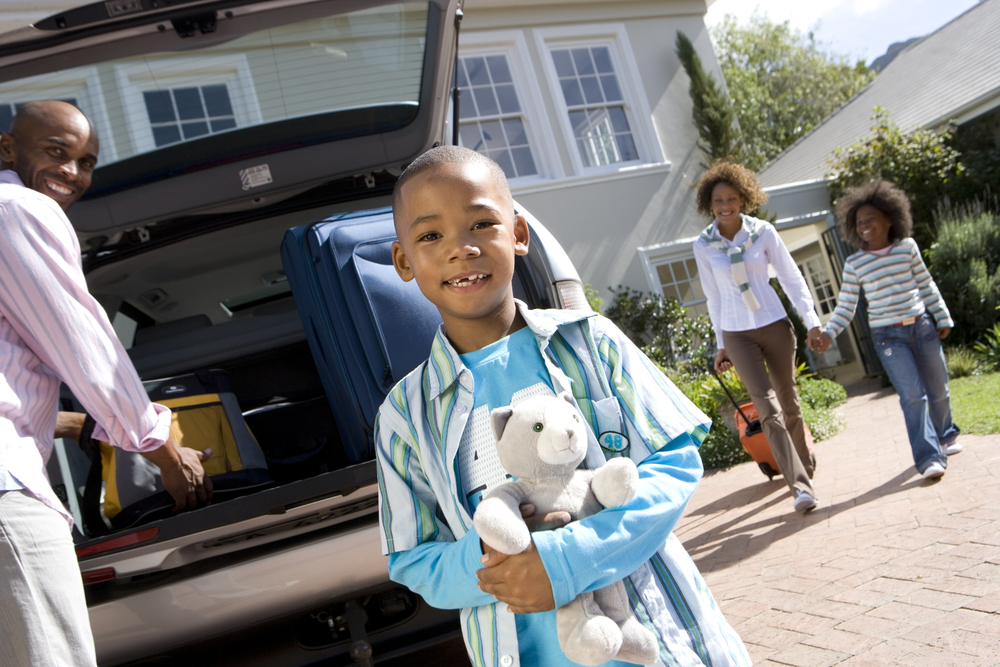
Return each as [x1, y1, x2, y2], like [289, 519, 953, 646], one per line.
[141, 440, 214, 511]
[477, 503, 569, 614]
[808, 327, 832, 354]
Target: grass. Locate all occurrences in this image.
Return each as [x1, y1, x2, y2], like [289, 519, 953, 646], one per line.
[949, 372, 1000, 435]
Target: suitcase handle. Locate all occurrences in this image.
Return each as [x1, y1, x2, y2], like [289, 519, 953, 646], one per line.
[707, 364, 759, 435]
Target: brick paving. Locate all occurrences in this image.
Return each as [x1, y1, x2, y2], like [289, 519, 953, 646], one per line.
[676, 378, 1000, 666]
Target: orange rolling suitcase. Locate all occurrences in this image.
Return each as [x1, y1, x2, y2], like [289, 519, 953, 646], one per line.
[711, 367, 814, 480]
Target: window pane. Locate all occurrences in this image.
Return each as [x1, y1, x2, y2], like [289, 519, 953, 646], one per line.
[173, 88, 205, 120]
[656, 264, 673, 284]
[202, 84, 234, 117]
[459, 122, 483, 150]
[673, 260, 689, 281]
[608, 107, 630, 133]
[615, 133, 638, 162]
[472, 86, 499, 117]
[510, 146, 537, 177]
[144, 90, 175, 123]
[466, 57, 489, 86]
[210, 118, 237, 132]
[502, 118, 528, 146]
[495, 84, 520, 114]
[486, 55, 512, 83]
[551, 49, 575, 77]
[458, 86, 478, 119]
[592, 47, 614, 73]
[571, 48, 595, 75]
[181, 121, 210, 139]
[152, 124, 182, 146]
[599, 74, 622, 102]
[457, 60, 470, 88]
[560, 79, 584, 106]
[479, 120, 505, 151]
[662, 284, 681, 302]
[491, 148, 515, 178]
[580, 76, 604, 104]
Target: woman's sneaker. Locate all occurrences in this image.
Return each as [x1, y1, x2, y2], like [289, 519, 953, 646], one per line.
[942, 442, 962, 456]
[922, 462, 946, 480]
[793, 490, 818, 513]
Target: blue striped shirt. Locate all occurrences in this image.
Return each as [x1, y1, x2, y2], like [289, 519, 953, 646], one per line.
[824, 238, 953, 338]
[376, 302, 751, 667]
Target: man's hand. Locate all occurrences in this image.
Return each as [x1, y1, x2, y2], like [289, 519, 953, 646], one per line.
[714, 349, 732, 374]
[55, 411, 86, 441]
[938, 326, 951, 340]
[141, 440, 214, 511]
[476, 538, 555, 614]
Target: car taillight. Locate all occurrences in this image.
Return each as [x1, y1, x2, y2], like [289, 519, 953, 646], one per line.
[76, 527, 159, 558]
[556, 280, 592, 312]
[81, 568, 116, 585]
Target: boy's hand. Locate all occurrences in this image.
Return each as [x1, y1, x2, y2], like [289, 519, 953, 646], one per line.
[477, 538, 555, 614]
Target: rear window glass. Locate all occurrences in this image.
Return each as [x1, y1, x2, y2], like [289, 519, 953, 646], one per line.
[0, 2, 428, 166]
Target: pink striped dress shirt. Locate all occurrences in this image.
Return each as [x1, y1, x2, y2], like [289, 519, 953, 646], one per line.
[0, 170, 170, 527]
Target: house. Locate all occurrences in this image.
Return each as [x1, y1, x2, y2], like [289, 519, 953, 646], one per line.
[749, 0, 1000, 383]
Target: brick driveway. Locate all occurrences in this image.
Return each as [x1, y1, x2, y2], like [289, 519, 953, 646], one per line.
[676, 378, 1000, 666]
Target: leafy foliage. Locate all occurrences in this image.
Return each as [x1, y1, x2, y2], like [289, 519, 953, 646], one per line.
[603, 286, 714, 371]
[827, 108, 965, 249]
[974, 323, 1000, 373]
[925, 197, 1000, 346]
[711, 13, 875, 171]
[583, 283, 604, 313]
[797, 377, 847, 411]
[674, 31, 746, 169]
[945, 347, 982, 379]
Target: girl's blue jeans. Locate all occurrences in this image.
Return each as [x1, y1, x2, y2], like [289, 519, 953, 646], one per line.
[870, 313, 960, 474]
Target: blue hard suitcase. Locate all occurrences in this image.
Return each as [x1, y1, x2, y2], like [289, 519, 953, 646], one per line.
[281, 208, 444, 463]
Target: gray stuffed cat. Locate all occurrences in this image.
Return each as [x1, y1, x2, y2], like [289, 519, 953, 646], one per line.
[473, 392, 659, 666]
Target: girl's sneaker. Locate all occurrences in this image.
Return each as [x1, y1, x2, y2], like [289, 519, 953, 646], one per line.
[942, 442, 962, 456]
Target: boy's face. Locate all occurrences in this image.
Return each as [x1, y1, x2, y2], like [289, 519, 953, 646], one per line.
[392, 161, 529, 335]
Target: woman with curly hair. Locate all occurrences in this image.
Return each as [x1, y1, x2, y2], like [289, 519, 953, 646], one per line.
[693, 160, 823, 513]
[810, 180, 960, 480]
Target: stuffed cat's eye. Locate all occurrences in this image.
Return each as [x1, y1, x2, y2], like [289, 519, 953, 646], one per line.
[533, 423, 544, 432]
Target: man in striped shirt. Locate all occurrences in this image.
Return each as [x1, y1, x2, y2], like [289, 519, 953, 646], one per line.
[376, 146, 750, 667]
[0, 101, 212, 667]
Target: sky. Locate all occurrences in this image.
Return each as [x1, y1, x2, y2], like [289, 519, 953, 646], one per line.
[705, 0, 981, 65]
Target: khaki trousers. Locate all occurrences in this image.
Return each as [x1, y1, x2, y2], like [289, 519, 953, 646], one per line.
[723, 319, 815, 497]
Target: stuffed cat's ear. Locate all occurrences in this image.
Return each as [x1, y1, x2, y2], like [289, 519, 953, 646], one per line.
[558, 391, 575, 407]
[491, 406, 514, 441]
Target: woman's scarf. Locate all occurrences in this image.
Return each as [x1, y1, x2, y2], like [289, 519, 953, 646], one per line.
[701, 215, 763, 312]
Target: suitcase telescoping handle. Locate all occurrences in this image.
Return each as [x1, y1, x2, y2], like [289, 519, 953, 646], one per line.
[707, 364, 761, 436]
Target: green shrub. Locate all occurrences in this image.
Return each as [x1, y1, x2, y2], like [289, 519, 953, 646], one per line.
[797, 377, 848, 410]
[802, 405, 847, 442]
[945, 346, 982, 378]
[925, 199, 1000, 346]
[974, 323, 1000, 372]
[698, 424, 751, 470]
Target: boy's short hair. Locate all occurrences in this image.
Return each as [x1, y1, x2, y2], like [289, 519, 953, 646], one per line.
[392, 145, 513, 221]
[836, 179, 914, 248]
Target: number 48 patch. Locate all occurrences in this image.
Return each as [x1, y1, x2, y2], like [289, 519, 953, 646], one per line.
[599, 431, 629, 454]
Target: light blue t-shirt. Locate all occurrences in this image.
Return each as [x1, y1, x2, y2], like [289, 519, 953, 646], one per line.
[458, 326, 637, 667]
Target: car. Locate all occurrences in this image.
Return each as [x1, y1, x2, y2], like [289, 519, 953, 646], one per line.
[0, 1, 588, 665]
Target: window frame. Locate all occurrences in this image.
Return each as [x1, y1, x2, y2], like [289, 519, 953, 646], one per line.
[534, 23, 664, 176]
[115, 54, 263, 157]
[638, 236, 708, 317]
[452, 30, 563, 184]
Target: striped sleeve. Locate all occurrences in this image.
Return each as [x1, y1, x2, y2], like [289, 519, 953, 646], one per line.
[908, 240, 953, 329]
[376, 384, 448, 555]
[824, 258, 861, 339]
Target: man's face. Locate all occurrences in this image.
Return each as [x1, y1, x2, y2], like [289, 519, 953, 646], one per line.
[391, 162, 529, 334]
[0, 105, 99, 210]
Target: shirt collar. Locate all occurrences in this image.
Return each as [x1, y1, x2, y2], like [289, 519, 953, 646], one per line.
[423, 299, 595, 399]
[0, 170, 25, 187]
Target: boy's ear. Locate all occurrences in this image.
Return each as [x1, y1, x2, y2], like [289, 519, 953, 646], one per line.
[513, 213, 529, 257]
[0, 132, 17, 166]
[391, 240, 414, 282]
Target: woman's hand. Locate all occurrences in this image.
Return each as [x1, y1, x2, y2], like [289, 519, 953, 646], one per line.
[811, 332, 833, 354]
[714, 349, 732, 374]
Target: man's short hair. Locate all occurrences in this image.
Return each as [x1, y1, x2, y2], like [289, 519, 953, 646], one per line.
[392, 145, 513, 219]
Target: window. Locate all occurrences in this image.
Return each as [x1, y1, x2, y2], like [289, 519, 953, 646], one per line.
[798, 256, 837, 317]
[536, 24, 664, 175]
[457, 54, 537, 178]
[144, 85, 237, 147]
[0, 99, 78, 133]
[656, 257, 707, 317]
[550, 46, 637, 167]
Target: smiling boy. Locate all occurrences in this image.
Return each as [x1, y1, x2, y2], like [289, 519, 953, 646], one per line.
[376, 146, 750, 667]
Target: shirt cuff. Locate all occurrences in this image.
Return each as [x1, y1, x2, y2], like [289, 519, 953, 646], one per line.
[92, 402, 172, 452]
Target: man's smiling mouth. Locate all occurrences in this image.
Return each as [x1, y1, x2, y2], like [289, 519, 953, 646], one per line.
[445, 273, 487, 287]
[45, 179, 74, 197]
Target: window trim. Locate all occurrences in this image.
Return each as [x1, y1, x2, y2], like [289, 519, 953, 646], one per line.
[114, 54, 263, 157]
[638, 236, 707, 316]
[534, 23, 664, 176]
[453, 30, 564, 183]
[0, 67, 118, 163]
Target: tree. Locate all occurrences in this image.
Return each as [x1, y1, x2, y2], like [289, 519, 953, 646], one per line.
[674, 31, 746, 169]
[827, 108, 964, 249]
[711, 13, 876, 171]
